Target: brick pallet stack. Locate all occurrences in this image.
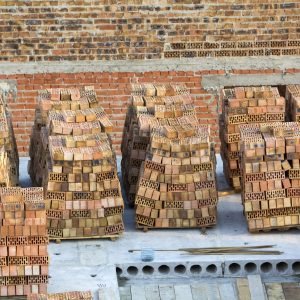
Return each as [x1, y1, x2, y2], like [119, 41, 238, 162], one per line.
[220, 86, 286, 190]
[286, 85, 300, 122]
[121, 84, 191, 206]
[135, 122, 218, 229]
[240, 122, 300, 232]
[0, 95, 19, 187]
[29, 87, 124, 239]
[122, 84, 218, 229]
[29, 87, 100, 186]
[0, 187, 49, 296]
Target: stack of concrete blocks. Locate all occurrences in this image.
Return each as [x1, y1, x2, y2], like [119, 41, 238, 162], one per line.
[27, 291, 93, 299]
[28, 87, 124, 239]
[240, 122, 300, 232]
[121, 83, 191, 206]
[220, 86, 286, 190]
[0, 187, 49, 296]
[286, 85, 300, 122]
[0, 94, 19, 187]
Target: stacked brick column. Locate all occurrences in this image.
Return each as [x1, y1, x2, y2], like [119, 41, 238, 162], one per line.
[135, 123, 218, 229]
[121, 84, 190, 206]
[0, 187, 48, 296]
[122, 84, 218, 229]
[220, 86, 286, 189]
[29, 87, 124, 239]
[240, 122, 300, 232]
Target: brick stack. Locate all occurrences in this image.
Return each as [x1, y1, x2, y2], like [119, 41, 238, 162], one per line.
[29, 87, 100, 186]
[220, 86, 286, 189]
[240, 122, 300, 232]
[27, 291, 93, 300]
[286, 85, 300, 122]
[135, 123, 218, 229]
[0, 187, 49, 296]
[0, 95, 19, 187]
[29, 87, 124, 239]
[121, 83, 191, 206]
[122, 83, 218, 229]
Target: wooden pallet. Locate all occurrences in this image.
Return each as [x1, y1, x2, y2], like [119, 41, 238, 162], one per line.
[136, 224, 213, 233]
[249, 225, 300, 233]
[50, 233, 123, 243]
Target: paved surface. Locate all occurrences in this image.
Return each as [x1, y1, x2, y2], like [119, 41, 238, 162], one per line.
[19, 156, 300, 299]
[120, 276, 300, 300]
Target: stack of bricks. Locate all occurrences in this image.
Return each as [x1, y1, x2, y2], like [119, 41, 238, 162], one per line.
[135, 123, 218, 229]
[0, 94, 19, 187]
[240, 122, 300, 232]
[29, 87, 101, 186]
[286, 85, 300, 122]
[0, 187, 49, 296]
[121, 83, 218, 229]
[29, 87, 124, 239]
[27, 291, 93, 300]
[220, 86, 286, 190]
[121, 83, 191, 206]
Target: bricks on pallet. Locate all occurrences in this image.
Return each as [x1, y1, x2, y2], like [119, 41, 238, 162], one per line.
[0, 95, 19, 187]
[122, 84, 218, 229]
[240, 122, 300, 232]
[220, 86, 286, 190]
[121, 84, 192, 206]
[0, 187, 49, 296]
[28, 87, 124, 239]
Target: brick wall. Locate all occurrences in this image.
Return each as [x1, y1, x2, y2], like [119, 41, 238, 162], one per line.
[1, 68, 300, 156]
[0, 1, 299, 62]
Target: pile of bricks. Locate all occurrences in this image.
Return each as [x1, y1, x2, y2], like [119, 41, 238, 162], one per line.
[121, 83, 191, 206]
[286, 85, 300, 122]
[0, 95, 19, 187]
[0, 187, 49, 296]
[27, 291, 93, 300]
[240, 122, 300, 232]
[220, 86, 286, 189]
[29, 87, 124, 239]
[122, 84, 218, 229]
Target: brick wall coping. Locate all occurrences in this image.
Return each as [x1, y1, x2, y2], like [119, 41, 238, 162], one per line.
[0, 57, 299, 75]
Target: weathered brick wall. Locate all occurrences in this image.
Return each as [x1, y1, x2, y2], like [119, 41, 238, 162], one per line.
[1, 68, 300, 156]
[0, 1, 299, 62]
[1, 0, 299, 156]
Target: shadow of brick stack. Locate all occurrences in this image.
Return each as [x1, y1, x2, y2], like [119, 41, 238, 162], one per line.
[0, 94, 19, 187]
[286, 85, 300, 122]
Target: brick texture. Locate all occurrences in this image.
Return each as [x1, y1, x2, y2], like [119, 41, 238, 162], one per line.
[1, 69, 300, 156]
[0, 1, 299, 62]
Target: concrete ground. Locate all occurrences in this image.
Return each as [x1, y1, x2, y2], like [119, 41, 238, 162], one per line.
[19, 156, 300, 299]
